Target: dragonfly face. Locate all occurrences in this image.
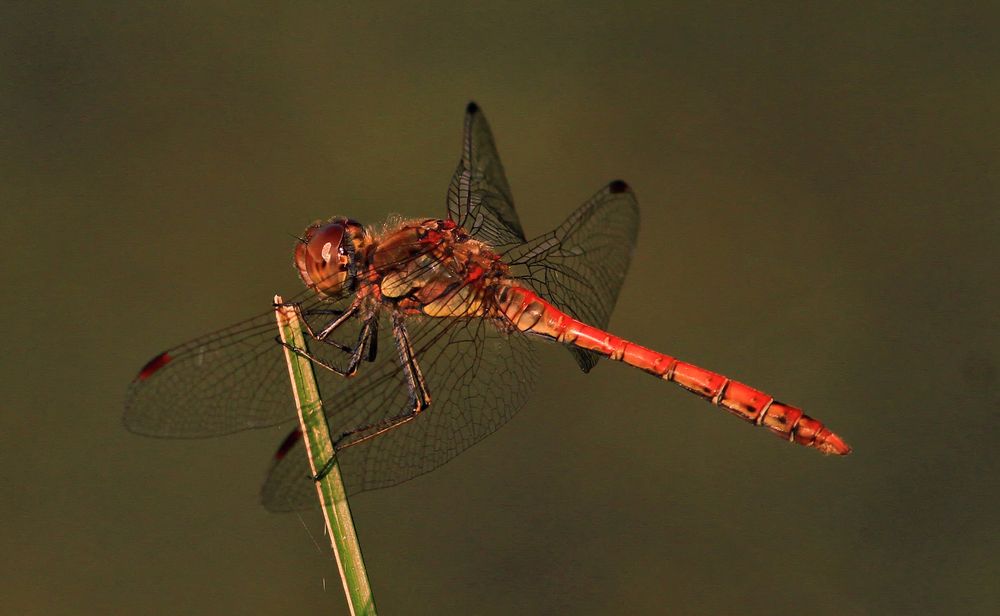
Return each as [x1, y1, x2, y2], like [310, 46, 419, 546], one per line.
[294, 217, 369, 298]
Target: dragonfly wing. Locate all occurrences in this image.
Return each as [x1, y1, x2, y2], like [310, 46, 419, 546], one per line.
[123, 288, 353, 437]
[127, 247, 536, 507]
[260, 427, 316, 512]
[506, 180, 640, 372]
[262, 308, 538, 509]
[447, 102, 527, 250]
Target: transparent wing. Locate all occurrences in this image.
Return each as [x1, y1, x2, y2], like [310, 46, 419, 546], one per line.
[445, 104, 640, 372]
[128, 285, 537, 510]
[446, 101, 526, 250]
[505, 180, 640, 372]
[260, 427, 313, 511]
[261, 310, 537, 510]
[123, 287, 352, 437]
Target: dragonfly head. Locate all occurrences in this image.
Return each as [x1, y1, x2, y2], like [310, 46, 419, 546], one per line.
[295, 218, 369, 297]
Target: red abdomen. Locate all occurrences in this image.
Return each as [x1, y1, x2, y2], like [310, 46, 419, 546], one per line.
[496, 284, 850, 455]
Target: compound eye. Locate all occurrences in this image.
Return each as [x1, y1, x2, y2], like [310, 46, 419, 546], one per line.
[295, 221, 352, 294]
[305, 223, 346, 266]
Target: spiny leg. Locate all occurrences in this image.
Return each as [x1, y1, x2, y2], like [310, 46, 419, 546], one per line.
[277, 304, 378, 377]
[273, 300, 347, 343]
[332, 311, 429, 449]
[313, 311, 431, 480]
[311, 304, 360, 341]
[274, 300, 363, 349]
[273, 298, 345, 318]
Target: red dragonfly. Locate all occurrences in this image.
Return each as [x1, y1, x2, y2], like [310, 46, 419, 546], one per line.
[125, 102, 849, 511]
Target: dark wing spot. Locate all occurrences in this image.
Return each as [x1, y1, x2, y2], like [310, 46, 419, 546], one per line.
[274, 427, 302, 460]
[137, 351, 172, 381]
[609, 179, 629, 194]
[466, 101, 480, 114]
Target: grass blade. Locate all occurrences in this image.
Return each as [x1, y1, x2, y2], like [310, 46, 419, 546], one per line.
[274, 296, 377, 615]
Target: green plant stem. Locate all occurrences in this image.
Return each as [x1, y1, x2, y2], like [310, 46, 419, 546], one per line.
[274, 296, 377, 616]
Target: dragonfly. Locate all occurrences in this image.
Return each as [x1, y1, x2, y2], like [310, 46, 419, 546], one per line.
[125, 102, 850, 512]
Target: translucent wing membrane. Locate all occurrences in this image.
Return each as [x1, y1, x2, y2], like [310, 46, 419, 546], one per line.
[447, 102, 526, 250]
[262, 311, 536, 510]
[123, 287, 350, 437]
[128, 280, 537, 507]
[506, 180, 639, 372]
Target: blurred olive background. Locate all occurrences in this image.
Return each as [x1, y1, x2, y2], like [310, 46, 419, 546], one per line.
[2, 2, 997, 615]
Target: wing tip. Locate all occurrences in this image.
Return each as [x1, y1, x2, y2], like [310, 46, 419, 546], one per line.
[136, 351, 172, 381]
[609, 179, 630, 194]
[120, 410, 163, 437]
[466, 101, 480, 114]
[274, 427, 303, 461]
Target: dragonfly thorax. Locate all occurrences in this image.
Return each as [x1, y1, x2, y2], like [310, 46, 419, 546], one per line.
[295, 217, 370, 297]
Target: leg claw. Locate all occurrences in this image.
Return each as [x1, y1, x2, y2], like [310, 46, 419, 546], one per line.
[312, 457, 336, 481]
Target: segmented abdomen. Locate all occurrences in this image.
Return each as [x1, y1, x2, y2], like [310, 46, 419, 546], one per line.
[496, 284, 850, 455]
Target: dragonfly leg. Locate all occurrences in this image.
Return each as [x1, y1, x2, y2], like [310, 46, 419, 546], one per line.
[277, 311, 377, 378]
[273, 301, 367, 354]
[310, 304, 359, 341]
[273, 297, 344, 318]
[313, 312, 430, 480]
[289, 303, 360, 355]
[391, 310, 430, 414]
